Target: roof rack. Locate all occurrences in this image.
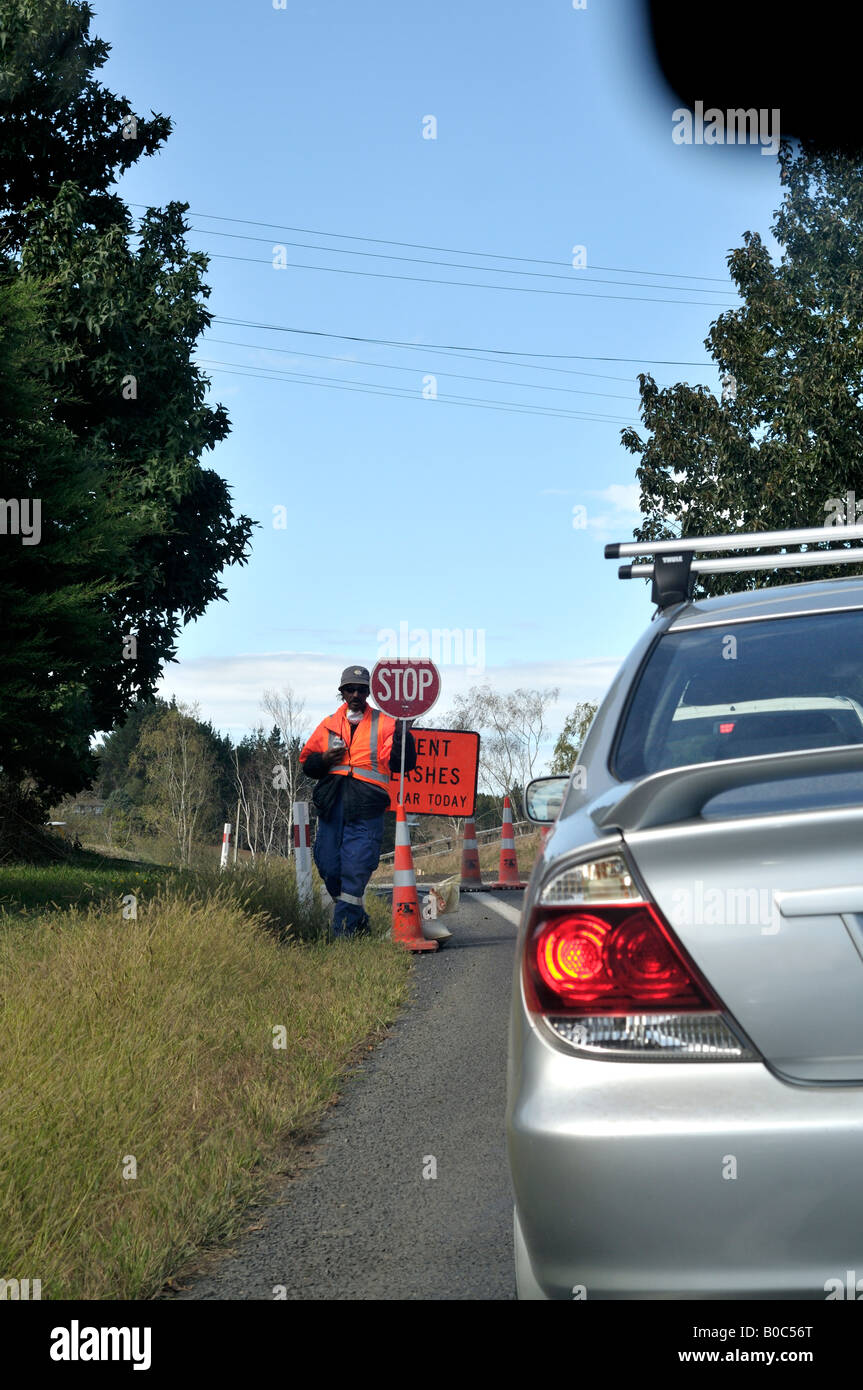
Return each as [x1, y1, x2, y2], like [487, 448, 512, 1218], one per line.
[605, 523, 863, 610]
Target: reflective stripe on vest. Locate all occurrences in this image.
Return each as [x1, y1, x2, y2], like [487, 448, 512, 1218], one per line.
[330, 764, 390, 787]
[325, 708, 391, 788]
[368, 709, 380, 774]
[326, 728, 351, 774]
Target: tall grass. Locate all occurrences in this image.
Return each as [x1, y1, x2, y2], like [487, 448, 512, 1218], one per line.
[0, 883, 409, 1299]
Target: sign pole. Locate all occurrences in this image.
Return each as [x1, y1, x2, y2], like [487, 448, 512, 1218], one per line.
[398, 717, 407, 806]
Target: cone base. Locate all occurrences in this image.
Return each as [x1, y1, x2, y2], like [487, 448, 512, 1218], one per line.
[394, 935, 439, 951]
[488, 881, 528, 890]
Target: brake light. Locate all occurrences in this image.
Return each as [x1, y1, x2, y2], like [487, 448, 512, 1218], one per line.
[523, 852, 757, 1058]
[719, 722, 735, 734]
[529, 903, 714, 1013]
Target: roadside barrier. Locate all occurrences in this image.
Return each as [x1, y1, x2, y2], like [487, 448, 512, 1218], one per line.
[378, 818, 534, 866]
[392, 803, 439, 952]
[489, 796, 527, 889]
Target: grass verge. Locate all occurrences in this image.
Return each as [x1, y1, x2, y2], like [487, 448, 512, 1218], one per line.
[0, 881, 410, 1299]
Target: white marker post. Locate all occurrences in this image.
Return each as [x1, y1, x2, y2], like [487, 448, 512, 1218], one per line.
[220, 822, 231, 871]
[293, 801, 312, 905]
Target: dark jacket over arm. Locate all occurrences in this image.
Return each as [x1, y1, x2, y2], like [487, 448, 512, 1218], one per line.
[301, 750, 330, 779]
[389, 725, 418, 775]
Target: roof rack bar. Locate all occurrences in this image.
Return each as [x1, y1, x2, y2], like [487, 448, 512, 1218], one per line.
[605, 522, 863, 560]
[622, 547, 863, 579]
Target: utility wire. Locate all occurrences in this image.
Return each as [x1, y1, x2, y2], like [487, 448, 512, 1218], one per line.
[196, 360, 639, 424]
[195, 249, 733, 308]
[213, 316, 714, 368]
[203, 338, 640, 402]
[206, 333, 640, 384]
[185, 226, 737, 298]
[128, 202, 729, 283]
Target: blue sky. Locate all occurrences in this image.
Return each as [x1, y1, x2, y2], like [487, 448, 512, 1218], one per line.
[94, 0, 784, 759]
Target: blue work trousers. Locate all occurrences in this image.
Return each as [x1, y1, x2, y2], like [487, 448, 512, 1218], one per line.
[313, 796, 384, 937]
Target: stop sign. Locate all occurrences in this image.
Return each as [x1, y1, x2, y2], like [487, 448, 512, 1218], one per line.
[371, 659, 441, 720]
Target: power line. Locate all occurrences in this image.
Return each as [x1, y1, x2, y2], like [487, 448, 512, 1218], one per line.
[206, 332, 640, 384]
[196, 358, 638, 422]
[213, 316, 714, 368]
[129, 203, 729, 283]
[184, 225, 737, 299]
[203, 338, 640, 402]
[194, 249, 733, 308]
[195, 360, 639, 425]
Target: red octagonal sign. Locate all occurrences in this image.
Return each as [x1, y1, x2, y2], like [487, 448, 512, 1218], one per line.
[371, 659, 441, 720]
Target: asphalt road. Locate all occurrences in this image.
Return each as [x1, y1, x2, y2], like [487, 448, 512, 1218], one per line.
[172, 889, 521, 1301]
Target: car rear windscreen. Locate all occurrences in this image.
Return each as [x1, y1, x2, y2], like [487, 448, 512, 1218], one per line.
[613, 609, 863, 781]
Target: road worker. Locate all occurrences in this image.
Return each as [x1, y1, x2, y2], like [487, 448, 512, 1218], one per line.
[300, 665, 417, 937]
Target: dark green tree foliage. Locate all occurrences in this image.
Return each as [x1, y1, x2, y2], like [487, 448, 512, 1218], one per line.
[0, 0, 170, 247]
[0, 0, 254, 794]
[0, 272, 139, 803]
[622, 141, 863, 597]
[95, 698, 169, 801]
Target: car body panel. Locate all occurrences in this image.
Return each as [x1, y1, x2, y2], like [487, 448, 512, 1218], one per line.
[508, 575, 863, 1298]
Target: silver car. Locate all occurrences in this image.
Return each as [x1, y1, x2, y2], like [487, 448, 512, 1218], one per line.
[508, 529, 863, 1300]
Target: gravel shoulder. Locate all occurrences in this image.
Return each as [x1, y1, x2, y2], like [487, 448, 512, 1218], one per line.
[170, 891, 520, 1301]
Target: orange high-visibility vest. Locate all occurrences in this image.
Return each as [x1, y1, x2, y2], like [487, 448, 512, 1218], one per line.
[300, 704, 396, 791]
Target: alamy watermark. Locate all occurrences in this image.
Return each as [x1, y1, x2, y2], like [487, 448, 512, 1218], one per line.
[0, 497, 41, 545]
[672, 103, 780, 157]
[377, 621, 485, 676]
[670, 881, 780, 935]
[1, 1277, 41, 1299]
[824, 491, 863, 526]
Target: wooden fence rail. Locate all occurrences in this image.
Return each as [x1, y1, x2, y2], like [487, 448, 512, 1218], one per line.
[378, 819, 534, 865]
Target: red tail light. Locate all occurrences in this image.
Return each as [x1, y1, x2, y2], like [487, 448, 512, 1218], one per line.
[526, 903, 718, 1014]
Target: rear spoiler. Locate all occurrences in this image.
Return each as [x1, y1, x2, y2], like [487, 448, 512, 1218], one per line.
[592, 744, 863, 833]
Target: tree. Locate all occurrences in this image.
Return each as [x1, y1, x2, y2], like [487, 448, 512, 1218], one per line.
[261, 687, 312, 829]
[442, 684, 560, 817]
[133, 703, 218, 865]
[229, 690, 312, 860]
[94, 699, 170, 801]
[0, 0, 171, 250]
[232, 726, 290, 861]
[622, 141, 863, 597]
[0, 269, 143, 830]
[550, 702, 598, 774]
[0, 0, 254, 793]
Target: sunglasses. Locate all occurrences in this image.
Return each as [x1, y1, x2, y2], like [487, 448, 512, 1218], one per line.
[341, 685, 369, 695]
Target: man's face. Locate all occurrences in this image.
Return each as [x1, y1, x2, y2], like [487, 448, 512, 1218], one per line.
[340, 684, 369, 714]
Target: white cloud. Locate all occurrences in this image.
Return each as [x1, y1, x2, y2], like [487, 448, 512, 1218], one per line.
[591, 482, 641, 513]
[568, 478, 645, 543]
[157, 650, 623, 761]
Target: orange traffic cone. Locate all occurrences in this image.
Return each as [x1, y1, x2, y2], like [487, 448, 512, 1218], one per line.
[392, 803, 438, 951]
[490, 795, 527, 889]
[460, 817, 483, 889]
